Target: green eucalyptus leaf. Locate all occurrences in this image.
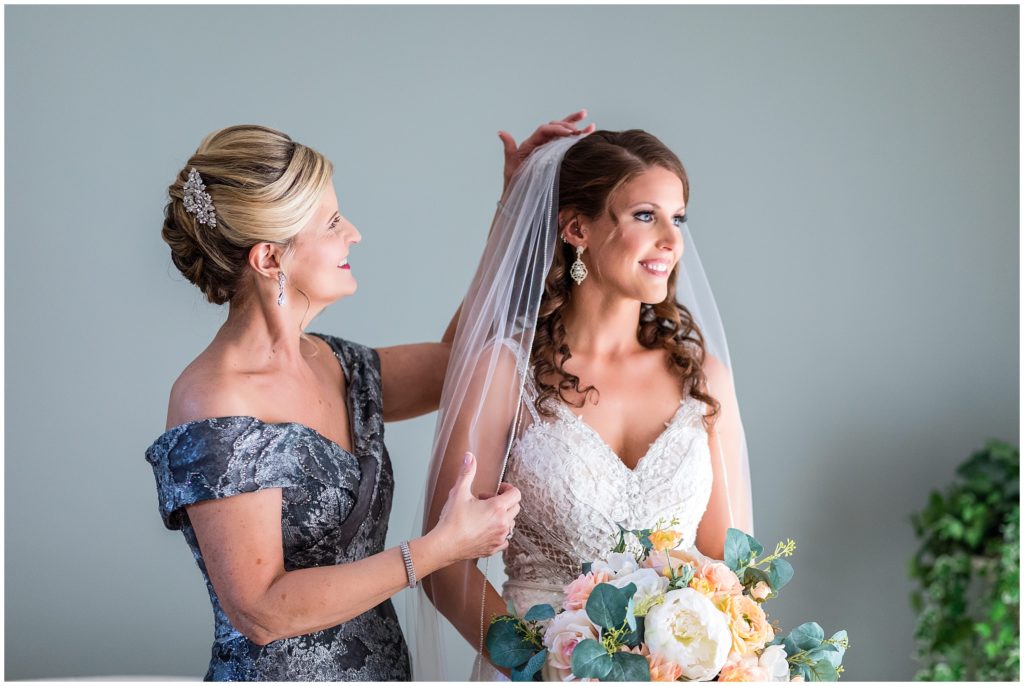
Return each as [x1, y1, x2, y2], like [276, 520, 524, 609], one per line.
[619, 582, 638, 601]
[486, 619, 534, 668]
[523, 604, 555, 622]
[789, 622, 825, 651]
[743, 567, 772, 589]
[744, 531, 764, 557]
[581, 561, 592, 575]
[724, 529, 753, 573]
[828, 630, 848, 660]
[769, 558, 795, 592]
[811, 659, 840, 681]
[605, 651, 651, 681]
[511, 649, 547, 682]
[586, 584, 628, 629]
[570, 639, 613, 679]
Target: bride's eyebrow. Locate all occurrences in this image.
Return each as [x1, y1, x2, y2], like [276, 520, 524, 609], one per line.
[626, 202, 687, 214]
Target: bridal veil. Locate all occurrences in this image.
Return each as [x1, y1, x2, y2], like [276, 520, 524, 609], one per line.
[408, 134, 753, 679]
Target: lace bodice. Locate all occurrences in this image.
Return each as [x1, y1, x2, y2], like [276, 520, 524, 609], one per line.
[500, 375, 714, 608]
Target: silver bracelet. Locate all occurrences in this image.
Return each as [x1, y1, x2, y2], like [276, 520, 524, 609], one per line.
[399, 540, 417, 588]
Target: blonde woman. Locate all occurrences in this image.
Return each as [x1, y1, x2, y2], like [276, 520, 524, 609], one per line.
[145, 116, 591, 680]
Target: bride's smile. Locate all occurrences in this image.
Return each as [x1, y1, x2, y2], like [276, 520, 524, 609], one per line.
[564, 165, 687, 306]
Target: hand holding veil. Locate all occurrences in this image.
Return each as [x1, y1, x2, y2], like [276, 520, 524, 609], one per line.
[409, 133, 753, 679]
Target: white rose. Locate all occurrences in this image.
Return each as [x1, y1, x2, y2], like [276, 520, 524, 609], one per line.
[759, 644, 790, 681]
[607, 568, 669, 614]
[591, 552, 639, 579]
[644, 588, 731, 681]
[542, 609, 600, 674]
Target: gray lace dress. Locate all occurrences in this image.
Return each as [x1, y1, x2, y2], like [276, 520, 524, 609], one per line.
[145, 334, 412, 681]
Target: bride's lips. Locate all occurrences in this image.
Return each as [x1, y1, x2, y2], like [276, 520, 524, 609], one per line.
[639, 259, 670, 277]
[338, 258, 351, 270]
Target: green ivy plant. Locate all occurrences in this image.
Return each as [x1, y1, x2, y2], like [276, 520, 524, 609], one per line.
[908, 440, 1019, 681]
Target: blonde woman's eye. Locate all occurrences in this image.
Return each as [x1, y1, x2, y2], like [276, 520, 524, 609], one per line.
[634, 211, 654, 223]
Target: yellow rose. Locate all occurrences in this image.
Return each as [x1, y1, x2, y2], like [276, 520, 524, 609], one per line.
[648, 529, 684, 552]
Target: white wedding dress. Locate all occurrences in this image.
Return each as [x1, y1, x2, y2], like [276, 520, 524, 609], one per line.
[474, 363, 714, 680]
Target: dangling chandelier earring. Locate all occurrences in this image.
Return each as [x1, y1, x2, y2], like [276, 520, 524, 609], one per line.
[277, 271, 287, 307]
[570, 245, 588, 285]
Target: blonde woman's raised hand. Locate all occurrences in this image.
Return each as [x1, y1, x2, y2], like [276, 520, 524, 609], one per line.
[433, 452, 522, 563]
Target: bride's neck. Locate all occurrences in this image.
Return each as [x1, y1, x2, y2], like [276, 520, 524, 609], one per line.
[560, 288, 642, 357]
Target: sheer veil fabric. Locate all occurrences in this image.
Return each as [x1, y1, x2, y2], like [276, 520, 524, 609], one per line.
[408, 135, 752, 679]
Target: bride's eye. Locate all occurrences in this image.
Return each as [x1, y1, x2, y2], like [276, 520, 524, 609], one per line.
[673, 214, 687, 228]
[634, 211, 655, 223]
[327, 216, 341, 232]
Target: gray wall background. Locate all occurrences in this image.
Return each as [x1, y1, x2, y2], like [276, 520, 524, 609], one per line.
[5, 4, 1018, 681]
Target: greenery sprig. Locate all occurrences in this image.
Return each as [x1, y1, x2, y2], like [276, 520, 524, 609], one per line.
[908, 440, 1019, 681]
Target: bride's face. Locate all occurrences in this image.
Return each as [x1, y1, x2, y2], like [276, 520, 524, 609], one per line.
[579, 166, 686, 304]
[285, 180, 361, 304]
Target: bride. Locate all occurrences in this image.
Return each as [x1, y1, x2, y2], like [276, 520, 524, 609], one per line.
[417, 130, 754, 679]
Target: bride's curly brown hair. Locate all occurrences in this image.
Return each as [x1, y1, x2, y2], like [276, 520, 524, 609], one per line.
[531, 130, 720, 429]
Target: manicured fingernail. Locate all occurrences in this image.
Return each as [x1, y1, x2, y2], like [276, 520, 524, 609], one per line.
[464, 452, 473, 465]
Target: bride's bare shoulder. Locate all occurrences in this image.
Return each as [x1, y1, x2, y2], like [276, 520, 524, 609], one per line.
[701, 353, 734, 393]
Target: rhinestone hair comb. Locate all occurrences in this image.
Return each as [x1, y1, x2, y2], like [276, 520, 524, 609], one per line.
[183, 168, 217, 227]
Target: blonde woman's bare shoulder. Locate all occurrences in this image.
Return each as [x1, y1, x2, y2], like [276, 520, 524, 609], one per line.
[166, 355, 255, 429]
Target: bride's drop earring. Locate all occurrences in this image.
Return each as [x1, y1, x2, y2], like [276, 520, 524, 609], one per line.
[570, 246, 588, 285]
[277, 271, 287, 307]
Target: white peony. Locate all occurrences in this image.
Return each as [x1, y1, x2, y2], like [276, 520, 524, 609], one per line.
[542, 609, 599, 679]
[759, 644, 791, 681]
[644, 588, 732, 681]
[591, 552, 639, 579]
[607, 568, 669, 614]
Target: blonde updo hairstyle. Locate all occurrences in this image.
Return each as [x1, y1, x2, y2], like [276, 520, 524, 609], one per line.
[162, 125, 334, 305]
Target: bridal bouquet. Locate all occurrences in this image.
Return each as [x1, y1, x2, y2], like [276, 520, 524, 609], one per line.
[486, 520, 849, 681]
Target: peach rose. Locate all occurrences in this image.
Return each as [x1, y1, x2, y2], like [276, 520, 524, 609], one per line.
[721, 594, 774, 656]
[644, 545, 710, 575]
[562, 570, 612, 612]
[750, 580, 772, 601]
[718, 653, 769, 682]
[648, 529, 684, 552]
[620, 645, 684, 681]
[697, 561, 744, 598]
[791, 676, 805, 682]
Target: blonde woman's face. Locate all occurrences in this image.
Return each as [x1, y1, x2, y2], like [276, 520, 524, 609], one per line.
[581, 167, 686, 304]
[287, 180, 361, 305]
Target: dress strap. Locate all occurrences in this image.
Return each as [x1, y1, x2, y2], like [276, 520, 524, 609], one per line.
[495, 337, 542, 428]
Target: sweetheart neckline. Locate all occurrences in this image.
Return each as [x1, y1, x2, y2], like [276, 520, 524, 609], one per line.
[546, 396, 702, 474]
